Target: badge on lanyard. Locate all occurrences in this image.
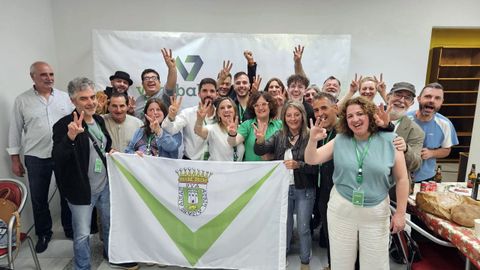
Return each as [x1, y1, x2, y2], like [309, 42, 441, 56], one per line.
[352, 189, 365, 206]
[94, 158, 103, 173]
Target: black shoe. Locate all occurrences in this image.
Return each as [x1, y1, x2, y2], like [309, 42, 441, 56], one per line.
[35, 235, 51, 253]
[64, 230, 73, 240]
[109, 262, 139, 269]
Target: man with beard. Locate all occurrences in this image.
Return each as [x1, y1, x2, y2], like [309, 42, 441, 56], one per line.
[103, 92, 143, 152]
[407, 82, 458, 182]
[52, 77, 138, 269]
[7, 61, 74, 252]
[387, 82, 424, 187]
[104, 71, 133, 98]
[162, 78, 218, 160]
[134, 48, 177, 120]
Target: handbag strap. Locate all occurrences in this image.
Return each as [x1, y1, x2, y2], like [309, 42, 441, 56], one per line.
[0, 188, 11, 200]
[86, 128, 107, 168]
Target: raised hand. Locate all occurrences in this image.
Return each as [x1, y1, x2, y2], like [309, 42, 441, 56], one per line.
[161, 48, 176, 69]
[308, 117, 328, 142]
[374, 103, 392, 128]
[375, 73, 386, 95]
[67, 111, 85, 141]
[251, 75, 262, 94]
[293, 45, 304, 63]
[349, 73, 362, 94]
[227, 116, 238, 136]
[218, 60, 233, 82]
[127, 96, 136, 114]
[145, 114, 161, 135]
[167, 95, 183, 121]
[252, 121, 267, 143]
[196, 100, 211, 121]
[243, 51, 255, 66]
[274, 93, 285, 108]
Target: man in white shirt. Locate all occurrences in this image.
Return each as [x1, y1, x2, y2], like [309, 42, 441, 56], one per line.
[162, 78, 218, 160]
[103, 92, 143, 152]
[7, 61, 74, 252]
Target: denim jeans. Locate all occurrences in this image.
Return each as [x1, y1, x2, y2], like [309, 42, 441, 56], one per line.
[286, 185, 315, 264]
[68, 183, 110, 270]
[24, 155, 72, 237]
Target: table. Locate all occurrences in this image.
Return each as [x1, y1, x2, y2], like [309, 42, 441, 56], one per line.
[408, 195, 480, 269]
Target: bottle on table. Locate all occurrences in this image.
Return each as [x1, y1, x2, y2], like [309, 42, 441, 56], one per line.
[468, 164, 477, 188]
[434, 165, 442, 183]
[473, 173, 480, 201]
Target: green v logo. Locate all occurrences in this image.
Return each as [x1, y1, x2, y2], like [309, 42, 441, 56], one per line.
[111, 157, 278, 266]
[176, 55, 203, 81]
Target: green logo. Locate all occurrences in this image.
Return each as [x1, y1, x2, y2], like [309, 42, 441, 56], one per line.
[112, 157, 278, 266]
[176, 55, 203, 81]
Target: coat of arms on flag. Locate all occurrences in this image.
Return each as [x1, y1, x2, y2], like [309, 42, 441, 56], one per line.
[177, 168, 211, 216]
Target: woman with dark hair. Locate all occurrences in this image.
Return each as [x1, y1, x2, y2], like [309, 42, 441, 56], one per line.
[254, 100, 318, 270]
[194, 97, 245, 161]
[227, 91, 282, 161]
[264, 77, 287, 119]
[305, 97, 409, 270]
[125, 98, 181, 158]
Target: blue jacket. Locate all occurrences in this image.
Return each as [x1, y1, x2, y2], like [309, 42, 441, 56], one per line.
[125, 127, 182, 158]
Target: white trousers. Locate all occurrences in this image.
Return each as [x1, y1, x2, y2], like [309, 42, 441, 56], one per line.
[327, 187, 390, 270]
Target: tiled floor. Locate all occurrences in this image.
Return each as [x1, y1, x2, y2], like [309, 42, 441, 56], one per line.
[6, 220, 407, 270]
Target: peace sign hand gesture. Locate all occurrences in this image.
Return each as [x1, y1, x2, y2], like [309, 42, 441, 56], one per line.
[67, 111, 85, 141]
[218, 60, 233, 83]
[349, 73, 362, 94]
[308, 117, 328, 142]
[251, 75, 262, 94]
[197, 100, 212, 121]
[374, 103, 392, 128]
[168, 95, 183, 121]
[252, 121, 267, 143]
[145, 114, 161, 135]
[161, 48, 176, 70]
[374, 73, 386, 96]
[227, 116, 239, 137]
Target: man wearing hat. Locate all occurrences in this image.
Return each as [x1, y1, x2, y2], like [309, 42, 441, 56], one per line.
[386, 82, 425, 195]
[104, 70, 133, 98]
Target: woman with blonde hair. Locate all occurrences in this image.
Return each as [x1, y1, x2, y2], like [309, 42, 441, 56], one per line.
[254, 100, 318, 270]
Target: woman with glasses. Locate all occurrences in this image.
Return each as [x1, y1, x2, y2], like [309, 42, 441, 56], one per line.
[194, 97, 245, 161]
[305, 97, 409, 270]
[125, 98, 181, 158]
[254, 100, 318, 270]
[227, 91, 282, 161]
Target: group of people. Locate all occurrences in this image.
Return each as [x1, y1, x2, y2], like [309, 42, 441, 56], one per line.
[7, 45, 458, 270]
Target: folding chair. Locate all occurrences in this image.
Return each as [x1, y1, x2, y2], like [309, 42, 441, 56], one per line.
[0, 178, 41, 270]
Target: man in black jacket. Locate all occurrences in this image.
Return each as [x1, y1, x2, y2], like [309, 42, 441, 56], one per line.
[52, 77, 137, 270]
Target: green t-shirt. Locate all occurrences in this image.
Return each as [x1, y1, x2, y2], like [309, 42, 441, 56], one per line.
[237, 118, 283, 161]
[333, 132, 396, 206]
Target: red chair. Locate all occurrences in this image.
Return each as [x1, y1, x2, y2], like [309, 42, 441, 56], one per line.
[0, 179, 41, 270]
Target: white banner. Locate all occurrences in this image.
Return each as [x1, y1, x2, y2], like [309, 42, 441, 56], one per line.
[107, 153, 289, 269]
[93, 30, 351, 107]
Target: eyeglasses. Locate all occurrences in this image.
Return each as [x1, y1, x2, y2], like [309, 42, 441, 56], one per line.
[254, 102, 269, 108]
[393, 92, 414, 102]
[143, 76, 159, 82]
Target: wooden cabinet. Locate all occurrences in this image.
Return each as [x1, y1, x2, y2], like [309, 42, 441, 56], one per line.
[428, 47, 480, 162]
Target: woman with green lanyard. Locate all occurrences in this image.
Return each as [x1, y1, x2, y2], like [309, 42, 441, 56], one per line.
[194, 97, 245, 161]
[125, 98, 181, 158]
[227, 91, 282, 161]
[305, 97, 409, 270]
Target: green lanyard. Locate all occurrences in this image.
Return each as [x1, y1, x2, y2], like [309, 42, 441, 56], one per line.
[145, 134, 155, 156]
[394, 116, 404, 131]
[238, 106, 245, 122]
[352, 136, 373, 185]
[88, 122, 105, 150]
[322, 129, 334, 146]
